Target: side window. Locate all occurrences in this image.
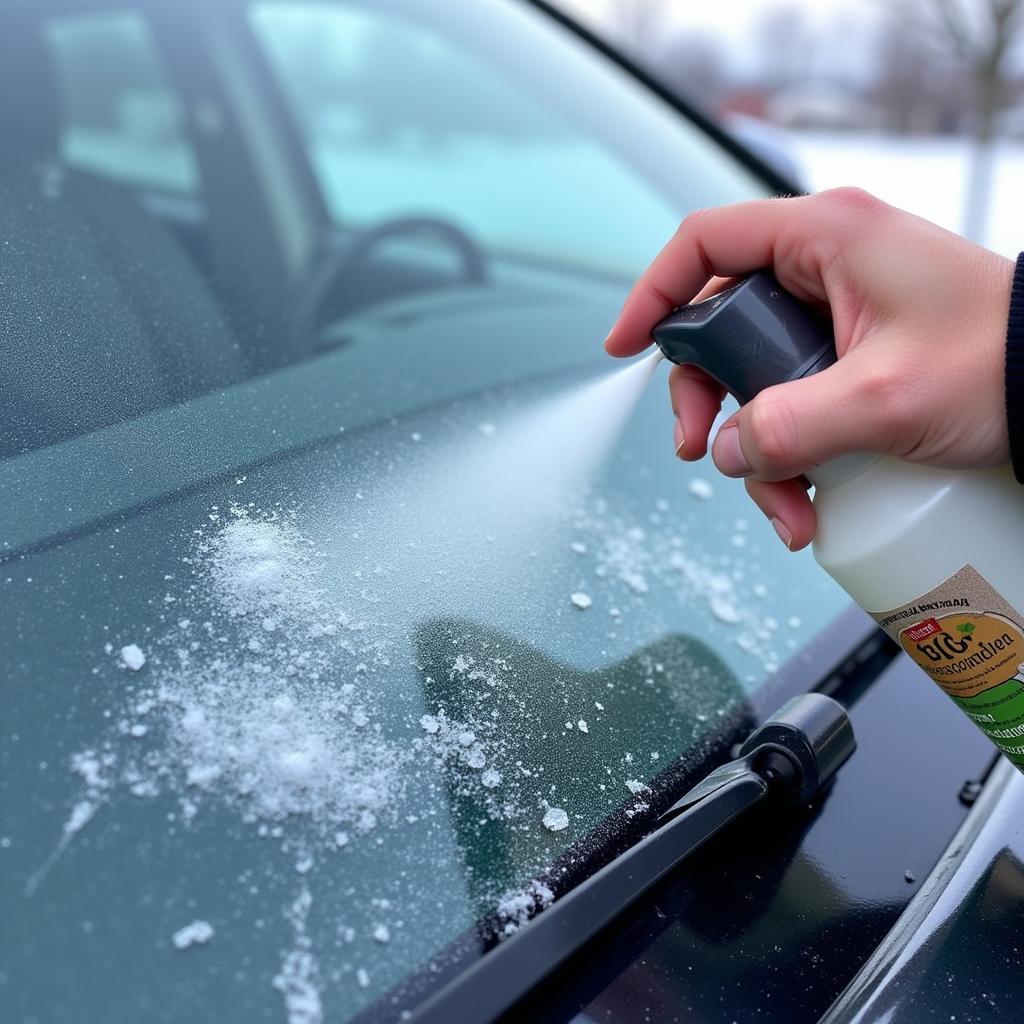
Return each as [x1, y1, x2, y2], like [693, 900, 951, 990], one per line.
[45, 11, 199, 195]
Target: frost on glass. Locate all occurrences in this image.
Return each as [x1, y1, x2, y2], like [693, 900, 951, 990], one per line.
[0, 334, 856, 1022]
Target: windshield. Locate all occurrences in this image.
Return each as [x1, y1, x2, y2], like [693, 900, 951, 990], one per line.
[0, 1, 850, 1022]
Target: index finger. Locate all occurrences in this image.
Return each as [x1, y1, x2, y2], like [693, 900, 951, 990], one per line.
[604, 193, 832, 357]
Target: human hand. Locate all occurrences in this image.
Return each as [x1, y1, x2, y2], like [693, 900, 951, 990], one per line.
[605, 188, 1014, 550]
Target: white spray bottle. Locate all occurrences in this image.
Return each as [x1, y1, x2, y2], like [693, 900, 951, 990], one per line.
[653, 271, 1024, 772]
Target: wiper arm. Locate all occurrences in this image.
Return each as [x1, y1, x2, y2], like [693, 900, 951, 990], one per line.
[408, 693, 856, 1024]
[658, 690, 855, 822]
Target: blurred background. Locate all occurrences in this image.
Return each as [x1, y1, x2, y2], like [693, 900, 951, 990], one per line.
[552, 0, 1024, 256]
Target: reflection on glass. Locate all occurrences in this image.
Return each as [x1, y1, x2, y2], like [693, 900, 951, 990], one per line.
[415, 617, 750, 924]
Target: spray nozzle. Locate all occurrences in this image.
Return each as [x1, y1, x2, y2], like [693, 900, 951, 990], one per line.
[652, 270, 836, 405]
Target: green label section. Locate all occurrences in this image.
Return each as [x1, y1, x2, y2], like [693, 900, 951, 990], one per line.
[952, 675, 1024, 765]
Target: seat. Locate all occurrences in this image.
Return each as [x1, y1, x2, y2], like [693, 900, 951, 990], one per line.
[0, 10, 245, 457]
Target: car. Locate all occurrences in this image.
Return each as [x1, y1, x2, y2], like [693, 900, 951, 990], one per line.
[0, 2, 1015, 1023]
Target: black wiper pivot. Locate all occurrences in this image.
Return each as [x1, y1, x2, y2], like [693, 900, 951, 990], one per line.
[660, 690, 857, 823]
[408, 693, 855, 1024]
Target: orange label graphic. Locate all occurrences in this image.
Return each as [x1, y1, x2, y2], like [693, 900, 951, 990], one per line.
[873, 566, 1024, 769]
[898, 611, 1024, 699]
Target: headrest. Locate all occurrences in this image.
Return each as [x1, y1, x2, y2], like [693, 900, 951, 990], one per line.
[0, 12, 61, 159]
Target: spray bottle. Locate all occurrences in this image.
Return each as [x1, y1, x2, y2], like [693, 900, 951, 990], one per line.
[653, 271, 1024, 773]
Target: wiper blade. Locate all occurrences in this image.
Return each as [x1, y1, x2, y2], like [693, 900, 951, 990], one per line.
[408, 693, 856, 1024]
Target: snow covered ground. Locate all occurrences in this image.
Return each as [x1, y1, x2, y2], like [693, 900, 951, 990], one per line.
[789, 130, 1024, 259]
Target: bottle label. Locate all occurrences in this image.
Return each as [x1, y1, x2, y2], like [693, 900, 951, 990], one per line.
[872, 564, 1024, 769]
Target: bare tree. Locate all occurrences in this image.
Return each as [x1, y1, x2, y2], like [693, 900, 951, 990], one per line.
[651, 30, 731, 115]
[906, 0, 1024, 239]
[752, 4, 815, 93]
[871, 11, 963, 134]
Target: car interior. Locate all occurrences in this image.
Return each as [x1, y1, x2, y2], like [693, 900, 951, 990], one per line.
[0, 1, 503, 458]
[2, 0, 772, 466]
[2, 8, 234, 454]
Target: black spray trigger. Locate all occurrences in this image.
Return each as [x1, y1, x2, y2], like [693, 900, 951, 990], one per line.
[652, 270, 837, 405]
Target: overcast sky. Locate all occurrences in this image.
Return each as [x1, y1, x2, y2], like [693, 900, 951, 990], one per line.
[553, 0, 1024, 82]
[552, 0, 886, 81]
[555, 0, 874, 38]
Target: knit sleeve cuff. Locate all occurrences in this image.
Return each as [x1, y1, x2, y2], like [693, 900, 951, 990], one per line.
[1006, 253, 1024, 483]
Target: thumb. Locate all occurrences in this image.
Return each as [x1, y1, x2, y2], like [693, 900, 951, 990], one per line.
[711, 355, 905, 481]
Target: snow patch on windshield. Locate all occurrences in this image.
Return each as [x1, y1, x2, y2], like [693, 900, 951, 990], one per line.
[274, 887, 322, 1024]
[120, 644, 146, 670]
[572, 498, 794, 677]
[173, 919, 215, 950]
[199, 513, 325, 627]
[496, 879, 554, 938]
[164, 664, 405, 826]
[541, 807, 569, 832]
[42, 507, 593, 1019]
[38, 477, 806, 1020]
[24, 749, 115, 897]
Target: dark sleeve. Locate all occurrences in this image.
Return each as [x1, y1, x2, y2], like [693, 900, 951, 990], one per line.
[1007, 253, 1024, 484]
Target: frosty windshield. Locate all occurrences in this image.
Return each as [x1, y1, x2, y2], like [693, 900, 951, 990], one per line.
[0, 2, 851, 1023]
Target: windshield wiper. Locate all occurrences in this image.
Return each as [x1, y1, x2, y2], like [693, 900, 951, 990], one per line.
[408, 693, 856, 1024]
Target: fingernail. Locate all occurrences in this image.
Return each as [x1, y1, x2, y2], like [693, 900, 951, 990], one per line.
[771, 517, 793, 550]
[673, 418, 685, 458]
[713, 425, 753, 477]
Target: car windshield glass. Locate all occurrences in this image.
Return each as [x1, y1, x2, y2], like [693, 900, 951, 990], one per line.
[0, 1, 850, 1021]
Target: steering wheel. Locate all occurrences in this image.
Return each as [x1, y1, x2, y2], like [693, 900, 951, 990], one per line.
[293, 215, 488, 351]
